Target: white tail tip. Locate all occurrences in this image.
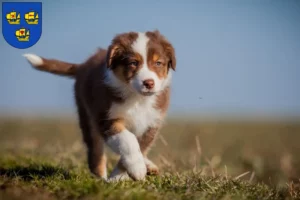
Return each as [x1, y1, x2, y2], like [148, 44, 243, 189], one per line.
[23, 53, 43, 66]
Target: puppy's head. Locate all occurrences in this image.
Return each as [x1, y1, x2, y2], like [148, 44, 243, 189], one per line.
[106, 30, 176, 96]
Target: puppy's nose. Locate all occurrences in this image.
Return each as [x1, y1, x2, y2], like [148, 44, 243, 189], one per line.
[143, 79, 155, 89]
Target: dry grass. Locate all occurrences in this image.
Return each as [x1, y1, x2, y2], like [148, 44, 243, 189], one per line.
[0, 116, 299, 199]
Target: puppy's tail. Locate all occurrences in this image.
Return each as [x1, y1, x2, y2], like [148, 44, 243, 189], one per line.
[23, 54, 79, 78]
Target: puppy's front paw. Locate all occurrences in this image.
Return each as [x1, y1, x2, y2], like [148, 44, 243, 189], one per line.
[106, 130, 146, 181]
[144, 157, 159, 175]
[122, 153, 147, 181]
[107, 164, 130, 182]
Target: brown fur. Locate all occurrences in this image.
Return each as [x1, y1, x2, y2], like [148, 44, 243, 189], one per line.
[75, 45, 166, 177]
[32, 57, 78, 77]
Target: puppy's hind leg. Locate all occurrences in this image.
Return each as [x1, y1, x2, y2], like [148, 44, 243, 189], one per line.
[86, 132, 107, 180]
[76, 98, 107, 180]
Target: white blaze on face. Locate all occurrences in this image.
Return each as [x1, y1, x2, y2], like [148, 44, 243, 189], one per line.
[131, 32, 163, 94]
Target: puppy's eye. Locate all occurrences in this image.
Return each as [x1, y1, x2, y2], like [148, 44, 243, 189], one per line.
[128, 61, 138, 67]
[155, 61, 162, 67]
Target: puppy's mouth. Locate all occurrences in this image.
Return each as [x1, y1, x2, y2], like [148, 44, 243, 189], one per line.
[140, 91, 156, 96]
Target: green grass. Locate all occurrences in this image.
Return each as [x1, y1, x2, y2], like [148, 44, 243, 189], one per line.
[0, 117, 300, 199]
[0, 158, 295, 200]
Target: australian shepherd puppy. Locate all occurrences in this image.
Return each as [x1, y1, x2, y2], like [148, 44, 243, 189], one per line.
[23, 30, 176, 182]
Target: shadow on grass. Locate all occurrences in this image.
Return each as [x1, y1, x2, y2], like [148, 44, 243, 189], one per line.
[0, 164, 71, 181]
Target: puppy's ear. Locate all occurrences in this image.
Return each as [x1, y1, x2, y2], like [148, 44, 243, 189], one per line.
[151, 30, 176, 71]
[165, 42, 176, 71]
[106, 45, 121, 68]
[160, 37, 176, 71]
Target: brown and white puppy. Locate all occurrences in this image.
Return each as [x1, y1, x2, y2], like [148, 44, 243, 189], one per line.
[23, 30, 176, 182]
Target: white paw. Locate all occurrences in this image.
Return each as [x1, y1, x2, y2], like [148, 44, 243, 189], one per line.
[107, 165, 130, 182]
[107, 172, 130, 182]
[106, 130, 147, 181]
[122, 153, 147, 181]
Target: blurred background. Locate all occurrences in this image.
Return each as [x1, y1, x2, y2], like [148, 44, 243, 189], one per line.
[0, 0, 300, 187]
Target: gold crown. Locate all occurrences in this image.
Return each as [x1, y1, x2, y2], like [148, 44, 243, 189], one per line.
[25, 11, 39, 25]
[16, 28, 30, 42]
[6, 11, 20, 25]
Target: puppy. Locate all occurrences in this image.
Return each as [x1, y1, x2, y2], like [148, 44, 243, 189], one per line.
[23, 30, 176, 181]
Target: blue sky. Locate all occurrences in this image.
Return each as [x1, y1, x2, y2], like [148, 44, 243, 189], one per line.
[1, 0, 300, 117]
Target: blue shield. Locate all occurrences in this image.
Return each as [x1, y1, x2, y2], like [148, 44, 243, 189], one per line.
[2, 2, 42, 49]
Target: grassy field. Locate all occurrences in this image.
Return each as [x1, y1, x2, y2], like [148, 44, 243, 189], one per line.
[0, 116, 300, 199]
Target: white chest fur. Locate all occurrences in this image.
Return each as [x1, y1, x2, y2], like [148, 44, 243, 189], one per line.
[108, 95, 161, 137]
